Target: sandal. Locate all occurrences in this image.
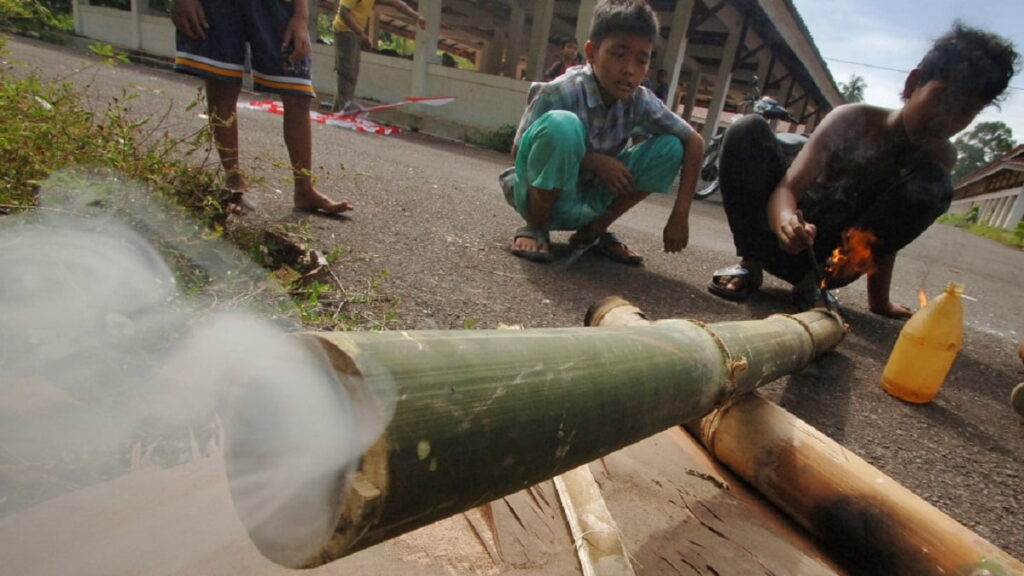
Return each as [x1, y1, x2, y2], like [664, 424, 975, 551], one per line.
[222, 189, 258, 217]
[707, 264, 762, 301]
[570, 231, 643, 265]
[511, 226, 554, 263]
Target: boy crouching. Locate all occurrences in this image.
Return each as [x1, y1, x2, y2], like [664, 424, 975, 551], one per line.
[501, 0, 703, 265]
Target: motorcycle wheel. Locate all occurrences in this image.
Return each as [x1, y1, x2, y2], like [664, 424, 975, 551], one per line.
[694, 179, 720, 200]
[695, 147, 719, 201]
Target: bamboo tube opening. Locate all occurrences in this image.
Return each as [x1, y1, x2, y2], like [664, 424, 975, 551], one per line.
[223, 335, 393, 569]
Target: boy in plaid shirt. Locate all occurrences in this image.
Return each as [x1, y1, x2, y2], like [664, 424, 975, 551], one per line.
[502, 0, 703, 264]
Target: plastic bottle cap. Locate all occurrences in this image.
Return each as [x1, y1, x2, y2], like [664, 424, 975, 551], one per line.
[944, 282, 964, 296]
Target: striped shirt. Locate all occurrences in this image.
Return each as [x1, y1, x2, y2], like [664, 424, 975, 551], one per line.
[514, 65, 694, 157]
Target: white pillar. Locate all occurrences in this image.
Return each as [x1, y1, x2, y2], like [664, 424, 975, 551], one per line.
[73, 0, 82, 35]
[661, 0, 694, 111]
[683, 71, 700, 122]
[411, 0, 443, 96]
[575, 0, 596, 48]
[700, 21, 742, 143]
[526, 0, 556, 81]
[485, 29, 506, 75]
[130, 0, 141, 50]
[504, 1, 525, 78]
[996, 195, 1014, 228]
[1006, 189, 1024, 230]
[308, 0, 318, 43]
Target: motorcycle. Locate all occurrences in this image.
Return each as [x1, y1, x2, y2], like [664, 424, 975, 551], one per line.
[695, 80, 808, 200]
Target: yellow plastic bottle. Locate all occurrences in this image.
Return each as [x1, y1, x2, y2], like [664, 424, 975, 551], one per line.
[881, 282, 964, 403]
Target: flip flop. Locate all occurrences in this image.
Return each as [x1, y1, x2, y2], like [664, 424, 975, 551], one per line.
[707, 264, 760, 301]
[511, 226, 553, 263]
[570, 231, 643, 265]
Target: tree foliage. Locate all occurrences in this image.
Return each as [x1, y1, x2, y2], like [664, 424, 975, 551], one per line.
[838, 74, 867, 103]
[952, 121, 1017, 182]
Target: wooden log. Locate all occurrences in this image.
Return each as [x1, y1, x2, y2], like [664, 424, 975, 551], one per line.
[224, 299, 845, 568]
[589, 296, 1024, 575]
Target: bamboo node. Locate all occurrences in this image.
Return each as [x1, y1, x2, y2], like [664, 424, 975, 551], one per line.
[727, 357, 749, 374]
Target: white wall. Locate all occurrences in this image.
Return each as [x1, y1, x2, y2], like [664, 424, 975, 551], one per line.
[949, 187, 1024, 230]
[77, 7, 529, 138]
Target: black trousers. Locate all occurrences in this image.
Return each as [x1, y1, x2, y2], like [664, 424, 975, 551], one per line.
[718, 115, 952, 285]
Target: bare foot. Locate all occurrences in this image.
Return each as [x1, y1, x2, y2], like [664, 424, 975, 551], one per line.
[294, 189, 354, 214]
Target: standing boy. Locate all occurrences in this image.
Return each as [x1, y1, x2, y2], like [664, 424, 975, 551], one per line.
[708, 22, 1018, 318]
[332, 0, 426, 113]
[172, 0, 353, 217]
[504, 0, 704, 264]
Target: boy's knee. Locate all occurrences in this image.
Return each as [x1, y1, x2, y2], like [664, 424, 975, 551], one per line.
[725, 114, 771, 140]
[533, 110, 585, 141]
[860, 161, 953, 253]
[524, 111, 586, 159]
[656, 134, 683, 163]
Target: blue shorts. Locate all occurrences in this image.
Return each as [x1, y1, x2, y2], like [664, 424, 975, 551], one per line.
[174, 0, 314, 97]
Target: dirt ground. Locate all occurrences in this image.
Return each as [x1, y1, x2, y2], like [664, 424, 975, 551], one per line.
[3, 35, 1023, 573]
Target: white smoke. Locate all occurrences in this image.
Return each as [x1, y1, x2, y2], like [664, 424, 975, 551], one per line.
[0, 172, 392, 574]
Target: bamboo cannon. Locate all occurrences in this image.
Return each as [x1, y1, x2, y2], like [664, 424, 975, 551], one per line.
[589, 297, 1024, 576]
[224, 301, 844, 568]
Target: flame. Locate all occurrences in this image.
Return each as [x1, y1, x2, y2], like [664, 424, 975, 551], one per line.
[825, 228, 878, 284]
[918, 289, 928, 308]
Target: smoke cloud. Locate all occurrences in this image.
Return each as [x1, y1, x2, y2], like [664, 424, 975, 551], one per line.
[0, 172, 392, 574]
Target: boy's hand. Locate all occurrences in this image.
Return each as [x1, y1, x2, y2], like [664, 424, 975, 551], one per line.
[585, 153, 633, 196]
[282, 19, 312, 61]
[663, 212, 689, 252]
[170, 0, 208, 39]
[360, 33, 374, 50]
[775, 211, 816, 254]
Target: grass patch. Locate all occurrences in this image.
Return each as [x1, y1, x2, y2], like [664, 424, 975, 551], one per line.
[0, 0, 74, 42]
[467, 123, 516, 153]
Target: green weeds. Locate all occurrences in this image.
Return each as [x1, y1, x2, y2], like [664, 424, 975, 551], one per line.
[938, 209, 1024, 249]
[0, 36, 400, 330]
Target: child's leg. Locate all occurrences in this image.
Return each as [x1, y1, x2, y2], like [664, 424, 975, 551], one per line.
[205, 79, 246, 193]
[718, 114, 788, 260]
[854, 161, 953, 258]
[573, 134, 681, 261]
[244, 0, 351, 214]
[332, 32, 362, 112]
[709, 115, 788, 297]
[510, 110, 587, 240]
[172, 0, 249, 205]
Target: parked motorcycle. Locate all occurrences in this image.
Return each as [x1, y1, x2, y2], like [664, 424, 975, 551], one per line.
[695, 80, 808, 200]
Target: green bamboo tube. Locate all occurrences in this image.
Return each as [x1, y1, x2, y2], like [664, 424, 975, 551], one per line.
[591, 298, 1023, 574]
[224, 299, 844, 568]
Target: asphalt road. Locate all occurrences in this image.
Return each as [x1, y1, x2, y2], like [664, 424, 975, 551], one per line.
[5, 35, 1023, 563]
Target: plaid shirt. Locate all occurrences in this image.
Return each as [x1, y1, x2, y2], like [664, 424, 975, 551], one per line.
[514, 65, 694, 158]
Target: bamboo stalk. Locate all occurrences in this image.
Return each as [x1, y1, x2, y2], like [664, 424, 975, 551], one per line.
[553, 464, 635, 576]
[224, 299, 845, 568]
[590, 296, 1024, 575]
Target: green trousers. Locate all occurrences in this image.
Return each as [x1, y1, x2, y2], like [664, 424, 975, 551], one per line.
[510, 110, 684, 231]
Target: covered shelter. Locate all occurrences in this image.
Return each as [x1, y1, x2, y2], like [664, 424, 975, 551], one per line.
[949, 144, 1024, 230]
[73, 0, 844, 139]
